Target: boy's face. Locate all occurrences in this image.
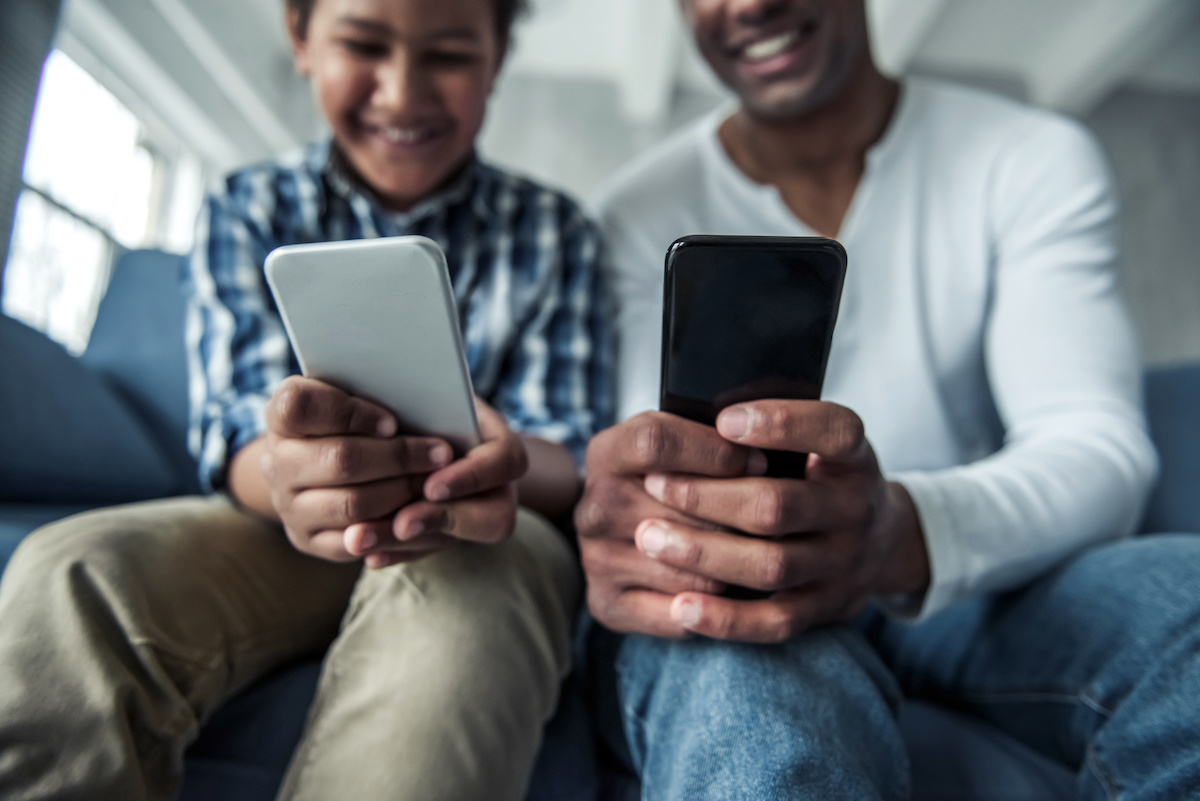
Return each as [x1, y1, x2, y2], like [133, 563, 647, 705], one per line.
[680, 0, 869, 120]
[291, 0, 504, 211]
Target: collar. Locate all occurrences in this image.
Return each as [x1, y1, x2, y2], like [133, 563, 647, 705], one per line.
[311, 138, 490, 229]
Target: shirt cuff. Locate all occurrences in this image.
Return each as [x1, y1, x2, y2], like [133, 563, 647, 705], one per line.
[884, 470, 971, 623]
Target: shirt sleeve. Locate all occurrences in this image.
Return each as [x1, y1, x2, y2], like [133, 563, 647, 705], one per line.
[489, 208, 616, 468]
[891, 116, 1159, 621]
[185, 183, 293, 492]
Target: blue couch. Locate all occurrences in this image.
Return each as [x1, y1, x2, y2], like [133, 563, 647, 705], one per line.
[2, 249, 1197, 800]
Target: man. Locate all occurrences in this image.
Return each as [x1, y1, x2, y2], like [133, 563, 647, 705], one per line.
[578, 0, 1200, 797]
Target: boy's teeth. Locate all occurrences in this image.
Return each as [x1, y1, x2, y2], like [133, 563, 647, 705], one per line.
[381, 126, 426, 143]
[743, 31, 797, 61]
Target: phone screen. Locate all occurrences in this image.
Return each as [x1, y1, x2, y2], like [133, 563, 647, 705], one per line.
[660, 235, 847, 478]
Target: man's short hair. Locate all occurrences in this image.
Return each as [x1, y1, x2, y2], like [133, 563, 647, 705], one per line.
[286, 0, 530, 44]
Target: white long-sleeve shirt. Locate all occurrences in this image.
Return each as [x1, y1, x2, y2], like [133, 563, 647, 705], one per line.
[591, 78, 1158, 620]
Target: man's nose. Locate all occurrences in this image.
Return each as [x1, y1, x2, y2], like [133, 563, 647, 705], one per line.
[727, 0, 790, 26]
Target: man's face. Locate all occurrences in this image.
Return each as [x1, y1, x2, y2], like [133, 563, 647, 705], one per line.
[291, 0, 503, 210]
[680, 0, 869, 120]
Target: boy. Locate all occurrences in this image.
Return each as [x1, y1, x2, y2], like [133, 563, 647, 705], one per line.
[0, 0, 612, 799]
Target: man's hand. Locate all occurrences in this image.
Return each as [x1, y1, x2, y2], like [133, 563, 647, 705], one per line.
[576, 402, 930, 643]
[575, 412, 767, 638]
[258, 376, 457, 566]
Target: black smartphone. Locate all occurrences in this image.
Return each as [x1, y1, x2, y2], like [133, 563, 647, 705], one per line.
[659, 235, 848, 479]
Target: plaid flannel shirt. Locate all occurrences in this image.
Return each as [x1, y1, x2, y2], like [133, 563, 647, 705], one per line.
[185, 141, 614, 491]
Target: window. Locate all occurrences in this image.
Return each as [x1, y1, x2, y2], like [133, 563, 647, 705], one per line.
[3, 50, 201, 353]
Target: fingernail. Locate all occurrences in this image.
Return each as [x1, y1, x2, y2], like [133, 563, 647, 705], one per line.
[644, 474, 666, 501]
[426, 483, 450, 502]
[638, 523, 669, 557]
[402, 520, 425, 541]
[673, 598, 703, 628]
[430, 444, 453, 467]
[359, 529, 377, 550]
[719, 407, 752, 440]
[747, 449, 769, 476]
[376, 417, 397, 438]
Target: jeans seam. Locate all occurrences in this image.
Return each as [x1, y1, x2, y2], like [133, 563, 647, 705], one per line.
[1085, 742, 1122, 801]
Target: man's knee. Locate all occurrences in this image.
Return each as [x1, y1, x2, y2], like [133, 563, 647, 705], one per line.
[617, 626, 900, 721]
[1042, 535, 1200, 628]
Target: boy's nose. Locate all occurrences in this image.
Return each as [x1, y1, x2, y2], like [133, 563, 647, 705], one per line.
[374, 54, 429, 111]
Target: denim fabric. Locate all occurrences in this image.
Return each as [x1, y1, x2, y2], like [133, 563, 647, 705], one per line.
[613, 628, 909, 801]
[599, 535, 1200, 800]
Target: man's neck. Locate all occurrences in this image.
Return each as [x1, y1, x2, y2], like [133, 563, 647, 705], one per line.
[717, 57, 900, 237]
[722, 57, 900, 182]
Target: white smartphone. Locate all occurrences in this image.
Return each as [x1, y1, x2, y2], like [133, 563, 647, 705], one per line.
[264, 236, 482, 455]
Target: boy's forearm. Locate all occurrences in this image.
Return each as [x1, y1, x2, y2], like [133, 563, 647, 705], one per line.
[227, 438, 282, 523]
[518, 438, 581, 520]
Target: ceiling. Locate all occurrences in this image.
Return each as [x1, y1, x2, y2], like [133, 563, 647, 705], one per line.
[55, 0, 1200, 171]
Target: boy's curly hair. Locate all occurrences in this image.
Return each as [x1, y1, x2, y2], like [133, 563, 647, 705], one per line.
[287, 0, 530, 43]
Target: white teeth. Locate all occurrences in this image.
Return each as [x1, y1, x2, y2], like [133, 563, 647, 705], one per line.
[380, 126, 428, 144]
[743, 31, 797, 61]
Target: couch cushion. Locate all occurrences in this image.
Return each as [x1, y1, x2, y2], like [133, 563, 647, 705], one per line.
[1141, 363, 1200, 534]
[81, 250, 200, 495]
[0, 314, 176, 504]
[0, 502, 102, 575]
[900, 701, 1074, 800]
[181, 660, 323, 801]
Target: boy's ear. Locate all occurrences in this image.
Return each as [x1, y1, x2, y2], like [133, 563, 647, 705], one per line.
[286, 7, 312, 77]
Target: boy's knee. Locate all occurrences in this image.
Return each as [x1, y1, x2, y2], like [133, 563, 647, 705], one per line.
[0, 497, 246, 610]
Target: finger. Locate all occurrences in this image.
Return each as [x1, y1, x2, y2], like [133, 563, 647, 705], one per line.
[424, 431, 527, 502]
[580, 536, 726, 596]
[634, 519, 828, 591]
[574, 473, 732, 545]
[273, 435, 453, 489]
[290, 476, 423, 531]
[423, 401, 526, 501]
[393, 488, 517, 545]
[589, 412, 768, 479]
[669, 588, 827, 644]
[588, 585, 691, 639]
[286, 528, 358, 563]
[473, 397, 510, 440]
[364, 550, 441, 569]
[343, 520, 457, 557]
[717, 401, 869, 465]
[267, 376, 397, 439]
[642, 474, 854, 536]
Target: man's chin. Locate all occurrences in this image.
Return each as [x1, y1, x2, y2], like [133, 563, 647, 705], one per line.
[740, 86, 826, 122]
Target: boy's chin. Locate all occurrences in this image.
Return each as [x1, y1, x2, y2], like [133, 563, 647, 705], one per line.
[339, 146, 467, 212]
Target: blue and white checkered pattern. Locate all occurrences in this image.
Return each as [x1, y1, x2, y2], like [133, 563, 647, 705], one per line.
[185, 141, 614, 491]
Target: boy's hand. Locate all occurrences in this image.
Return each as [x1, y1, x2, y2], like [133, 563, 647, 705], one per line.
[261, 376, 456, 564]
[347, 399, 528, 569]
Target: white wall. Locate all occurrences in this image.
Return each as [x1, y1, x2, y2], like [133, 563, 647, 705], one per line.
[1088, 88, 1200, 367]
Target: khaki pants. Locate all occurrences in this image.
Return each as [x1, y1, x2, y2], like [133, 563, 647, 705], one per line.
[0, 496, 580, 801]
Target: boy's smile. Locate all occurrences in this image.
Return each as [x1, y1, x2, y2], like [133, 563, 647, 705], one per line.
[290, 0, 504, 212]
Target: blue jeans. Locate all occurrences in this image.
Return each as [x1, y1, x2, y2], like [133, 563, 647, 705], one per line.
[593, 535, 1200, 800]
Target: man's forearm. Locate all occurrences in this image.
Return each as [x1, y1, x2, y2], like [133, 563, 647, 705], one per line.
[518, 437, 581, 520]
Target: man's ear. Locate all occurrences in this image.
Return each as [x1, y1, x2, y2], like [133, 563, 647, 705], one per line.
[286, 7, 312, 77]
